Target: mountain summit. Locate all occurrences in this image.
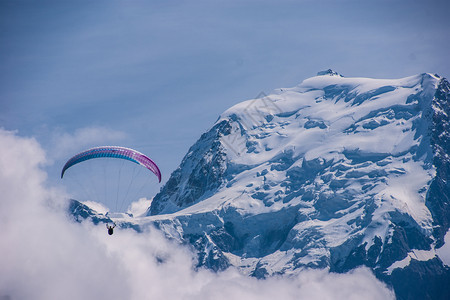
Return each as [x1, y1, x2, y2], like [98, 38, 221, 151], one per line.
[145, 72, 450, 298]
[73, 72, 450, 299]
[316, 69, 343, 77]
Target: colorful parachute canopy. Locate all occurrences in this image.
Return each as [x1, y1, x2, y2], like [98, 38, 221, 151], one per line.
[61, 146, 161, 182]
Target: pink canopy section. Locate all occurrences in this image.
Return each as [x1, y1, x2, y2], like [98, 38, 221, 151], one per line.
[61, 146, 161, 182]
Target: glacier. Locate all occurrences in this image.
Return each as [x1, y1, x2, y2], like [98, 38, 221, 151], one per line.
[70, 70, 450, 299]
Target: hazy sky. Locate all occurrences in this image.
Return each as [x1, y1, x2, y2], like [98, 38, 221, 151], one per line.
[1, 0, 449, 191]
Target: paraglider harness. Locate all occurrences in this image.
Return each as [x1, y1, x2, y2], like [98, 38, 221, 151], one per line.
[106, 222, 116, 235]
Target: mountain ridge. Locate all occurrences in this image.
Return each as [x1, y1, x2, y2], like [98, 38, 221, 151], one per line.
[71, 71, 450, 299]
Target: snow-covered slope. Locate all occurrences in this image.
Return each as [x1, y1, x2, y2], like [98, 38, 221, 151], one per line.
[73, 71, 450, 299]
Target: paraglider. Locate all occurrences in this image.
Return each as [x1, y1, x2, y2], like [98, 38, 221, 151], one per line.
[61, 146, 161, 182]
[61, 146, 161, 235]
[106, 222, 116, 235]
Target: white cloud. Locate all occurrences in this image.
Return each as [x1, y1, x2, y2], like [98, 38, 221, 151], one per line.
[127, 197, 152, 217]
[0, 128, 395, 300]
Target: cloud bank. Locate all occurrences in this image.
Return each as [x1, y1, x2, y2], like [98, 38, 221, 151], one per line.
[0, 128, 395, 300]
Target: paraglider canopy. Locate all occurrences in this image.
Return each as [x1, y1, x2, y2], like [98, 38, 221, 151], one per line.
[61, 146, 161, 182]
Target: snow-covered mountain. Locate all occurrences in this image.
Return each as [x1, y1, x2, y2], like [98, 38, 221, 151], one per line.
[71, 70, 450, 299]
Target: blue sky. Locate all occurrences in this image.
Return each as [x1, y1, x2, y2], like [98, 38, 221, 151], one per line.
[1, 0, 449, 198]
